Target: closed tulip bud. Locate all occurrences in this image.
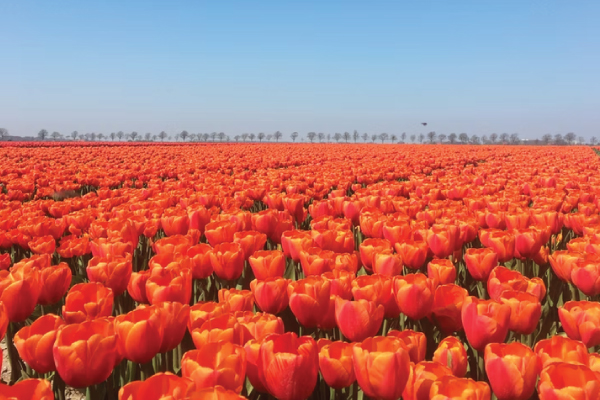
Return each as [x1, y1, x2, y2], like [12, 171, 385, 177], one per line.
[403, 361, 453, 400]
[351, 274, 399, 319]
[433, 336, 468, 377]
[485, 231, 515, 263]
[258, 333, 318, 400]
[250, 278, 290, 315]
[535, 336, 589, 370]
[280, 230, 313, 262]
[393, 273, 434, 320]
[218, 288, 254, 312]
[499, 291, 542, 335]
[210, 242, 245, 281]
[154, 301, 189, 353]
[334, 297, 384, 342]
[382, 219, 412, 247]
[427, 258, 456, 286]
[318, 341, 356, 389]
[160, 210, 190, 237]
[572, 256, 600, 297]
[127, 270, 150, 304]
[191, 314, 245, 349]
[431, 284, 468, 334]
[0, 379, 54, 400]
[514, 228, 544, 260]
[388, 329, 427, 363]
[353, 336, 411, 400]
[395, 239, 429, 270]
[187, 243, 214, 279]
[146, 267, 192, 305]
[427, 226, 456, 259]
[461, 296, 511, 351]
[115, 305, 164, 363]
[464, 248, 498, 281]
[188, 301, 231, 333]
[429, 376, 491, 400]
[87, 254, 132, 296]
[119, 372, 194, 400]
[559, 301, 600, 348]
[182, 342, 246, 393]
[38, 262, 72, 306]
[248, 250, 285, 280]
[244, 339, 268, 393]
[62, 282, 113, 324]
[360, 238, 392, 271]
[538, 362, 600, 400]
[14, 314, 65, 373]
[288, 276, 331, 328]
[548, 250, 580, 283]
[53, 318, 118, 388]
[484, 342, 539, 400]
[0, 264, 41, 322]
[373, 251, 403, 277]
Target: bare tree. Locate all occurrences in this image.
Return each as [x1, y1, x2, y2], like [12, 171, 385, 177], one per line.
[554, 133, 563, 145]
[130, 131, 139, 141]
[371, 134, 377, 143]
[97, 133, 104, 141]
[499, 133, 509, 143]
[343, 132, 350, 143]
[291, 132, 298, 142]
[353, 130, 359, 143]
[391, 134, 397, 143]
[482, 135, 489, 144]
[180, 130, 189, 141]
[542, 134, 552, 145]
[318, 132, 325, 142]
[438, 133, 447, 143]
[266, 134, 273, 141]
[509, 133, 520, 144]
[71, 131, 79, 141]
[401, 132, 407, 143]
[448, 133, 457, 144]
[145, 132, 152, 141]
[257, 132, 265, 142]
[0, 128, 7, 140]
[218, 132, 226, 141]
[591, 136, 598, 146]
[490, 133, 498, 144]
[202, 133, 209, 141]
[565, 132, 576, 144]
[90, 132, 97, 141]
[334, 132, 342, 142]
[158, 131, 167, 141]
[38, 129, 49, 140]
[361, 133, 368, 142]
[234, 135, 240, 142]
[249, 133, 256, 141]
[274, 131, 283, 142]
[379, 133, 389, 143]
[418, 133, 424, 143]
[117, 131, 124, 141]
[410, 134, 416, 143]
[241, 133, 249, 142]
[458, 133, 469, 144]
[578, 136, 585, 145]
[110, 132, 116, 141]
[470, 134, 480, 144]
[427, 131, 437, 144]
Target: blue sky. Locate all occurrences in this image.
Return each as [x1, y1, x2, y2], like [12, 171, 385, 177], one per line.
[1, 0, 599, 140]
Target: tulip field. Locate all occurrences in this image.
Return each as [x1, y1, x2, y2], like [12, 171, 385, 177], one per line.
[2, 142, 600, 400]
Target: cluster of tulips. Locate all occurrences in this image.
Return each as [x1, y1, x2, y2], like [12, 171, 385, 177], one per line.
[1, 143, 600, 400]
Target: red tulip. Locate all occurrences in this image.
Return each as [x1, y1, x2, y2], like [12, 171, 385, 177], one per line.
[250, 278, 290, 314]
[431, 283, 468, 334]
[461, 296, 511, 351]
[499, 291, 542, 335]
[538, 362, 600, 400]
[393, 273, 434, 320]
[0, 379, 54, 400]
[248, 250, 285, 280]
[334, 297, 384, 342]
[14, 314, 65, 373]
[429, 376, 491, 400]
[403, 361, 453, 400]
[182, 342, 246, 393]
[484, 342, 539, 400]
[388, 329, 427, 363]
[287, 276, 331, 328]
[559, 301, 600, 348]
[318, 341, 356, 389]
[464, 248, 498, 281]
[115, 305, 164, 363]
[534, 336, 590, 370]
[62, 282, 113, 324]
[432, 336, 468, 377]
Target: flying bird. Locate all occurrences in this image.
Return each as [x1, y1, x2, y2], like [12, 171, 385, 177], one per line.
[421, 123, 427, 126]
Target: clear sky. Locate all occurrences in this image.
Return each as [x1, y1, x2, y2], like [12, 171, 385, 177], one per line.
[1, 0, 599, 140]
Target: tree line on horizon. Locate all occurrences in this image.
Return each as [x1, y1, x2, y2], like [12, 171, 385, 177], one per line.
[0, 127, 596, 146]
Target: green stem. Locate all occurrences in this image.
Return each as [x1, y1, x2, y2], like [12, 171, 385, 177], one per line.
[6, 322, 22, 384]
[53, 372, 66, 400]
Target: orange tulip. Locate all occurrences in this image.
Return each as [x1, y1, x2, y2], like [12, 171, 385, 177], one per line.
[353, 336, 411, 400]
[210, 242, 245, 281]
[182, 342, 246, 393]
[403, 361, 453, 400]
[244, 339, 268, 393]
[188, 301, 231, 333]
[87, 254, 132, 296]
[233, 230, 268, 260]
[429, 376, 491, 400]
[432, 336, 468, 377]
[218, 288, 254, 312]
[38, 262, 72, 306]
[395, 239, 429, 270]
[499, 291, 542, 335]
[487, 266, 546, 302]
[534, 335, 589, 370]
[323, 269, 354, 300]
[189, 386, 247, 400]
[146, 267, 192, 305]
[372, 251, 403, 277]
[250, 278, 290, 315]
[191, 314, 245, 349]
[359, 238, 392, 272]
[351, 274, 399, 319]
[280, 230, 313, 262]
[127, 270, 150, 304]
[464, 248, 498, 281]
[382, 219, 412, 247]
[28, 235, 56, 254]
[318, 341, 356, 389]
[299, 247, 335, 276]
[115, 305, 164, 363]
[388, 329, 427, 363]
[153, 234, 194, 255]
[431, 283, 468, 334]
[484, 230, 515, 263]
[0, 302, 7, 341]
[287, 276, 331, 328]
[537, 362, 600, 400]
[119, 372, 194, 400]
[393, 273, 434, 320]
[234, 311, 284, 343]
[334, 297, 384, 342]
[484, 342, 539, 400]
[154, 301, 190, 353]
[427, 258, 456, 286]
[53, 318, 118, 388]
[14, 314, 65, 373]
[160, 210, 190, 237]
[0, 264, 41, 322]
[62, 282, 114, 324]
[248, 250, 285, 280]
[572, 255, 600, 297]
[0, 379, 54, 400]
[427, 226, 456, 259]
[187, 243, 214, 279]
[461, 296, 511, 351]
[514, 228, 544, 259]
[205, 220, 238, 246]
[559, 301, 600, 348]
[258, 333, 318, 400]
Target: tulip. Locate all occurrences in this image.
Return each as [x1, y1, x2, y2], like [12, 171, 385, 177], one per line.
[250, 278, 290, 315]
[487, 266, 546, 302]
[258, 333, 318, 400]
[233, 230, 268, 260]
[538, 362, 600, 400]
[318, 341, 356, 389]
[353, 336, 411, 400]
[115, 305, 164, 363]
[188, 301, 231, 333]
[280, 230, 313, 262]
[0, 253, 10, 271]
[461, 296, 511, 351]
[334, 297, 384, 342]
[0, 379, 54, 400]
[499, 291, 542, 335]
[427, 226, 456, 259]
[427, 258, 456, 286]
[403, 361, 453, 400]
[153, 234, 193, 255]
[189, 386, 247, 400]
[393, 273, 434, 320]
[395, 239, 429, 270]
[145, 267, 192, 305]
[127, 270, 150, 304]
[464, 248, 498, 281]
[287, 276, 331, 328]
[218, 288, 254, 312]
[382, 219, 412, 247]
[484, 342, 539, 400]
[248, 250, 285, 279]
[372, 251, 403, 277]
[205, 220, 238, 246]
[559, 301, 600, 348]
[210, 242, 245, 281]
[187, 243, 214, 279]
[90, 237, 133, 258]
[514, 228, 544, 259]
[548, 250, 580, 283]
[53, 318, 118, 388]
[484, 231, 515, 263]
[429, 376, 491, 400]
[182, 342, 246, 393]
[154, 301, 190, 353]
[160, 210, 190, 237]
[359, 238, 392, 271]
[38, 262, 72, 305]
[433, 336, 468, 377]
[14, 314, 65, 373]
[234, 311, 284, 343]
[62, 282, 114, 324]
[28, 235, 56, 254]
[0, 302, 7, 341]
[191, 314, 245, 349]
[534, 335, 589, 369]
[572, 256, 600, 297]
[87, 254, 132, 296]
[119, 372, 194, 400]
[351, 274, 399, 319]
[0, 264, 41, 322]
[431, 284, 468, 334]
[244, 339, 268, 393]
[590, 353, 600, 373]
[299, 247, 335, 276]
[388, 329, 426, 363]
[323, 269, 354, 300]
